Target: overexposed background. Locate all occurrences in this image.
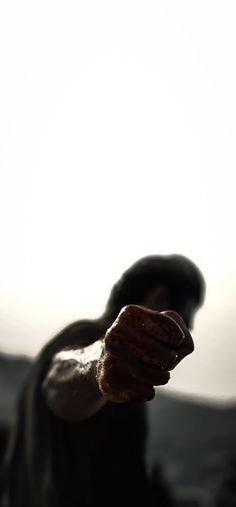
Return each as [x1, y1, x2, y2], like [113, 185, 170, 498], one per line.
[0, 1, 235, 401]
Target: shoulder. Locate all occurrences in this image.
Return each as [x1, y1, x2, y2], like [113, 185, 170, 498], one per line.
[21, 318, 106, 394]
[48, 318, 106, 351]
[36, 318, 105, 367]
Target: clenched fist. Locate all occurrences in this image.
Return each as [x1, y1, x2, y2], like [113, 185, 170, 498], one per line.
[97, 305, 194, 403]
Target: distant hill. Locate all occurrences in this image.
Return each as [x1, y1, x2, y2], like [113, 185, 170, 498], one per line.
[1, 353, 236, 504]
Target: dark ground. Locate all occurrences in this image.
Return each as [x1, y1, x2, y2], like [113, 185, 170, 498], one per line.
[147, 391, 236, 505]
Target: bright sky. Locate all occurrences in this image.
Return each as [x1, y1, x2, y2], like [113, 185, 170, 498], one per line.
[0, 1, 236, 401]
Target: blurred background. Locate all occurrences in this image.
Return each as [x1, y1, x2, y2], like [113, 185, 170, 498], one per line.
[1, 1, 236, 505]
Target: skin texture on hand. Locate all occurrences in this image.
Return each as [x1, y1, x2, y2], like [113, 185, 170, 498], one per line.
[43, 340, 107, 421]
[97, 305, 194, 403]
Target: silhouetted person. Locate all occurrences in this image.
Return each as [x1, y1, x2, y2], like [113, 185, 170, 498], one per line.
[1, 254, 205, 507]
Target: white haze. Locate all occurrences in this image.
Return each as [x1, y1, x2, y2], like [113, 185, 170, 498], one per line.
[0, 1, 236, 401]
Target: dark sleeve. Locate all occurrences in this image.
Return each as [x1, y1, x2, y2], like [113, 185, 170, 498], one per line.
[1, 318, 106, 507]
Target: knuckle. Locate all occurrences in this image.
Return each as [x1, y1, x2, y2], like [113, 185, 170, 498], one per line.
[118, 304, 146, 324]
[159, 371, 170, 385]
[118, 305, 134, 320]
[144, 387, 156, 401]
[187, 335, 195, 353]
[190, 341, 195, 353]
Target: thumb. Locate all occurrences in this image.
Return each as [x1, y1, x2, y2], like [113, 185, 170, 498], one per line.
[161, 310, 195, 364]
[161, 310, 188, 332]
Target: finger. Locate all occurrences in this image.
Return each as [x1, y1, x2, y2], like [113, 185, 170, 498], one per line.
[118, 354, 171, 386]
[161, 310, 189, 332]
[173, 342, 194, 365]
[162, 310, 194, 365]
[105, 327, 178, 369]
[98, 354, 156, 403]
[113, 305, 185, 347]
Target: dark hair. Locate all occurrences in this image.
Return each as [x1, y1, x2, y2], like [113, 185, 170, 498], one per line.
[105, 254, 205, 321]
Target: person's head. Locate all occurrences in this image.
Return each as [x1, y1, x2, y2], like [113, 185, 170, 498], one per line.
[104, 254, 205, 329]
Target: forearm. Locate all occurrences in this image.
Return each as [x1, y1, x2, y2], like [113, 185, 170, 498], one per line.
[42, 339, 106, 422]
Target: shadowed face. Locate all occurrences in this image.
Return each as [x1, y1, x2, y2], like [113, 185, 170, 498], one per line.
[141, 286, 198, 330]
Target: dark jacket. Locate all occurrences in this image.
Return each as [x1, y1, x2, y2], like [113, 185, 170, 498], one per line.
[1, 319, 154, 507]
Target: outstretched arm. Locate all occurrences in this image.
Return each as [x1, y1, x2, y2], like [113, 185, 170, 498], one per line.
[42, 339, 106, 422]
[42, 306, 194, 422]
